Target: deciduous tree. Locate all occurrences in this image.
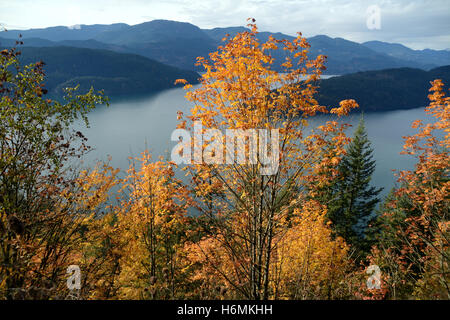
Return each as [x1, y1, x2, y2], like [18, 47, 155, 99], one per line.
[177, 20, 357, 299]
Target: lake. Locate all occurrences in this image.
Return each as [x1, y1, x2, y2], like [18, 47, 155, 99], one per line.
[78, 85, 430, 199]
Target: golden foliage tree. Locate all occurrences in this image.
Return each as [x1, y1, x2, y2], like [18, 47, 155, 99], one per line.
[178, 20, 357, 299]
[273, 200, 350, 299]
[115, 152, 191, 299]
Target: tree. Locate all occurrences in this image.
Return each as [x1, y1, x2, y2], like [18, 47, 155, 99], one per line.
[116, 152, 191, 299]
[67, 162, 122, 300]
[373, 79, 449, 299]
[326, 116, 382, 256]
[272, 200, 350, 299]
[177, 20, 357, 299]
[0, 46, 108, 299]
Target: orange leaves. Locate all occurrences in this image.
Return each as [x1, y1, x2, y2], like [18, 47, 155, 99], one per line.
[174, 78, 187, 85]
[169, 21, 358, 299]
[73, 162, 120, 212]
[175, 78, 193, 90]
[330, 99, 359, 116]
[183, 21, 329, 134]
[377, 79, 450, 297]
[397, 79, 450, 214]
[184, 235, 234, 296]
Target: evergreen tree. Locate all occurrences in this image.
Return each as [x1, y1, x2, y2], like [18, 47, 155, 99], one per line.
[327, 116, 383, 256]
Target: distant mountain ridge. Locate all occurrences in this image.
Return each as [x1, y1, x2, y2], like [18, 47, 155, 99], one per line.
[2, 20, 448, 74]
[0, 23, 130, 41]
[0, 37, 132, 53]
[363, 41, 450, 70]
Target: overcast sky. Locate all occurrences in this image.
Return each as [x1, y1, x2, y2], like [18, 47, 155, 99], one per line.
[0, 0, 449, 50]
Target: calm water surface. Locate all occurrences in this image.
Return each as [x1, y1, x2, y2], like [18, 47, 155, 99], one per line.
[79, 86, 429, 199]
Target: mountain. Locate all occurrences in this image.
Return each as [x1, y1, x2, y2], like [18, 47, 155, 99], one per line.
[0, 37, 132, 53]
[93, 20, 212, 45]
[93, 20, 218, 71]
[0, 23, 129, 41]
[306, 35, 424, 74]
[16, 46, 200, 97]
[316, 65, 450, 112]
[203, 27, 428, 73]
[2, 20, 448, 74]
[202, 26, 252, 41]
[1, 20, 218, 71]
[363, 41, 450, 70]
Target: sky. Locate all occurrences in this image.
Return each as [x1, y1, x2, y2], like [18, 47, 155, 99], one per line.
[0, 0, 449, 50]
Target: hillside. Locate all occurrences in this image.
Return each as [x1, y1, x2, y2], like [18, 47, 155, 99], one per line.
[16, 46, 200, 97]
[1, 20, 218, 72]
[316, 65, 450, 112]
[1, 20, 446, 74]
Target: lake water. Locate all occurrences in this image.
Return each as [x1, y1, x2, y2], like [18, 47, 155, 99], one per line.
[79, 85, 429, 199]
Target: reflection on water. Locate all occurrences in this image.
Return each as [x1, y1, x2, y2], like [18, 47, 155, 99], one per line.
[79, 86, 430, 199]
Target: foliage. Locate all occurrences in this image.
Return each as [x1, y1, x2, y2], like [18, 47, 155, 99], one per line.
[273, 200, 350, 299]
[1, 22, 448, 301]
[326, 116, 382, 257]
[176, 20, 357, 299]
[0, 46, 108, 299]
[373, 79, 449, 299]
[115, 152, 191, 299]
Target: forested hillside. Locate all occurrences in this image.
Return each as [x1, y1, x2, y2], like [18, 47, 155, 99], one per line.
[17, 46, 200, 97]
[316, 65, 450, 111]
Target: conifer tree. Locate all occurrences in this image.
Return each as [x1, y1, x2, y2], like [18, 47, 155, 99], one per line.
[327, 116, 383, 255]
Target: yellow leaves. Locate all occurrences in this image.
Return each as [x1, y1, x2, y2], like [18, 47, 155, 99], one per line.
[411, 119, 423, 129]
[72, 21, 361, 300]
[274, 200, 349, 298]
[110, 150, 190, 298]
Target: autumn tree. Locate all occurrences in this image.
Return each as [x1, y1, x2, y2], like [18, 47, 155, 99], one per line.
[177, 20, 357, 300]
[0, 46, 108, 299]
[272, 200, 351, 299]
[66, 162, 122, 300]
[374, 79, 449, 299]
[115, 152, 191, 299]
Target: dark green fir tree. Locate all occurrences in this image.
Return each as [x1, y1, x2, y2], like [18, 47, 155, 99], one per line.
[327, 116, 383, 257]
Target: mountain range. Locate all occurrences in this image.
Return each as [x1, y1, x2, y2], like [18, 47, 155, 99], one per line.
[1, 19, 450, 109]
[2, 20, 450, 74]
